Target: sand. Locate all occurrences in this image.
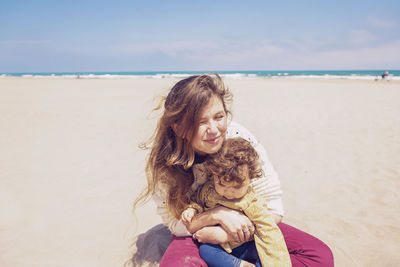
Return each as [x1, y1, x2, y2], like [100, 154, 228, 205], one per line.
[0, 77, 399, 267]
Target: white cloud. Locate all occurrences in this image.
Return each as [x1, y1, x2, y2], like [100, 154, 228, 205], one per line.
[348, 30, 376, 45]
[110, 41, 218, 57]
[167, 41, 286, 69]
[367, 17, 396, 28]
[297, 40, 400, 69]
[174, 38, 400, 70]
[3, 36, 399, 71]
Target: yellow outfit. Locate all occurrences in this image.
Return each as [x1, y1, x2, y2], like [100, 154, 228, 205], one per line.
[189, 181, 291, 267]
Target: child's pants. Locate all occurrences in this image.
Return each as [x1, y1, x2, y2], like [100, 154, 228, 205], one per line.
[199, 241, 261, 267]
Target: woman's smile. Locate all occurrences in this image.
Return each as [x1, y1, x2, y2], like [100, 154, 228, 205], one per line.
[204, 136, 221, 144]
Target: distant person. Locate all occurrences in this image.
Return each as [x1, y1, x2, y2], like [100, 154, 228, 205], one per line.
[77, 73, 80, 79]
[381, 71, 389, 81]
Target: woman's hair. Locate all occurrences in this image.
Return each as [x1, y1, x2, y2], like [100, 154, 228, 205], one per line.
[134, 74, 232, 219]
[204, 137, 264, 185]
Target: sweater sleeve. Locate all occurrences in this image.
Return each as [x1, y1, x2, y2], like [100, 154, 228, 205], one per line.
[153, 185, 192, 237]
[226, 121, 284, 217]
[241, 193, 291, 267]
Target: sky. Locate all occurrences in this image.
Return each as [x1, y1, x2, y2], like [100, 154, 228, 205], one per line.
[1, 0, 399, 72]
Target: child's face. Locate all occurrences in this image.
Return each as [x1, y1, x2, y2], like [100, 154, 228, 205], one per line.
[214, 175, 250, 200]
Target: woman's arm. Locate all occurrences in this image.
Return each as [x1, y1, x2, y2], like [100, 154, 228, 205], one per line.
[154, 190, 192, 236]
[188, 206, 256, 243]
[154, 186, 253, 239]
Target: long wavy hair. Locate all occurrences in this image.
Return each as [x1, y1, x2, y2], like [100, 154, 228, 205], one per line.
[134, 74, 232, 219]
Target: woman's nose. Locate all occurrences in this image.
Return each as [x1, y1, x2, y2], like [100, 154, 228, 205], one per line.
[207, 121, 219, 134]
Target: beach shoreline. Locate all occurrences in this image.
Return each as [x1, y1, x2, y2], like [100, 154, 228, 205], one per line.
[2, 69, 400, 82]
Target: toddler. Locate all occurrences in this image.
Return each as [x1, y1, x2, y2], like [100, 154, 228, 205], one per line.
[182, 138, 291, 267]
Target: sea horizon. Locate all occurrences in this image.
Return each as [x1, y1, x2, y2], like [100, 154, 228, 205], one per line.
[1, 69, 399, 80]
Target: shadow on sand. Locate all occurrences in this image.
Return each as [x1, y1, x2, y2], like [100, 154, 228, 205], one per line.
[127, 224, 172, 267]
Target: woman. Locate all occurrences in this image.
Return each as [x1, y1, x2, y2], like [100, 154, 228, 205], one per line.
[135, 74, 334, 266]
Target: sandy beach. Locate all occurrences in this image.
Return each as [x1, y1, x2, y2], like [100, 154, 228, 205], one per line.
[1, 77, 399, 267]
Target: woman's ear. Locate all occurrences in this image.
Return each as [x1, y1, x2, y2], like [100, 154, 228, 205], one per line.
[171, 123, 182, 137]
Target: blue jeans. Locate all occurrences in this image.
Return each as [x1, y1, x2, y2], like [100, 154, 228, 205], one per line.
[199, 241, 261, 267]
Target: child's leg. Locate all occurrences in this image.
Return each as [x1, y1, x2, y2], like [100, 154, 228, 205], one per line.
[199, 243, 242, 267]
[231, 241, 260, 267]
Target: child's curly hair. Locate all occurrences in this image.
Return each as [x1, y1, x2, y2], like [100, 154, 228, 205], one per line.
[204, 137, 264, 185]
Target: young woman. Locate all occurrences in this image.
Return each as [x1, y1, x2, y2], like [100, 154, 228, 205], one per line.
[135, 74, 334, 266]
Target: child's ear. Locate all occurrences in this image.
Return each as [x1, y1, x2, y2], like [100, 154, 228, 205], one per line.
[212, 174, 219, 184]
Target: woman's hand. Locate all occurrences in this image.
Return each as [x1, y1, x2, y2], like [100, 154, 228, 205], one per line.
[213, 206, 255, 243]
[186, 205, 257, 243]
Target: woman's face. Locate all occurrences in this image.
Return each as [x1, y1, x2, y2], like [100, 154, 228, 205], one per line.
[191, 94, 227, 155]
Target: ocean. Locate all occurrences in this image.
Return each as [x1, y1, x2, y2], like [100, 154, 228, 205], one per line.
[1, 70, 399, 80]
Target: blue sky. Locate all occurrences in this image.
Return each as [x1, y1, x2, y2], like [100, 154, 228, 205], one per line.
[1, 0, 399, 72]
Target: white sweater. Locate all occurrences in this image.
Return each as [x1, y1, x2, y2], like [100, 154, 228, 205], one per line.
[153, 121, 284, 236]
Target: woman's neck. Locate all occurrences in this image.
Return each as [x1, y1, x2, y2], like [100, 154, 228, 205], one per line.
[194, 153, 208, 164]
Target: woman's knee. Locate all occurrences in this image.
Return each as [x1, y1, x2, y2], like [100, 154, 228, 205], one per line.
[316, 241, 334, 267]
[298, 237, 334, 266]
[160, 237, 207, 267]
[160, 255, 206, 267]
[278, 223, 334, 266]
[304, 233, 334, 266]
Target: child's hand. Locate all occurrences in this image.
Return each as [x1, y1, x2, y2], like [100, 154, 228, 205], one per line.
[182, 207, 197, 227]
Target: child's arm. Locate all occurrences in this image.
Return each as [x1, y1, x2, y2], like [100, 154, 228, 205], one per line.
[181, 202, 203, 228]
[241, 194, 291, 267]
[193, 225, 230, 244]
[181, 207, 197, 227]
